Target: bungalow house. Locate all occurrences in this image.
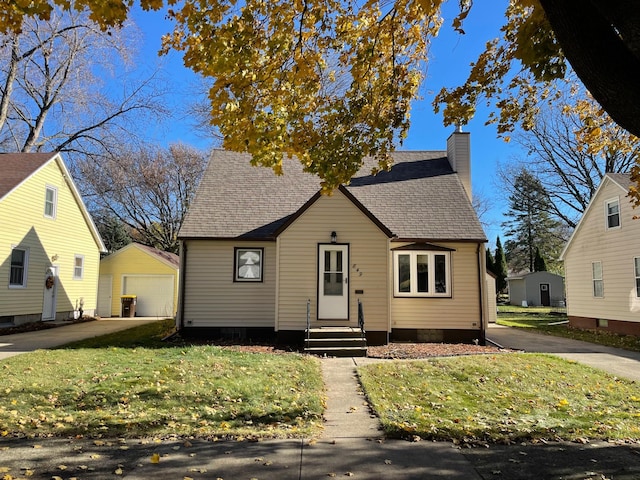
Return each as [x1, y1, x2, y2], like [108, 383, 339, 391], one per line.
[507, 271, 565, 307]
[98, 243, 179, 318]
[560, 173, 640, 335]
[177, 130, 491, 346]
[0, 153, 105, 325]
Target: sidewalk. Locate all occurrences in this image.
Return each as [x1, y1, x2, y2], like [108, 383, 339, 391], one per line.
[2, 321, 640, 478]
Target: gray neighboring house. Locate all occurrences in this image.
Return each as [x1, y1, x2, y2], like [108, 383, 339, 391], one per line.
[507, 271, 565, 307]
[176, 130, 493, 346]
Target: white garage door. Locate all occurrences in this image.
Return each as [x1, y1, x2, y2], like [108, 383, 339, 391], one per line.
[122, 275, 175, 317]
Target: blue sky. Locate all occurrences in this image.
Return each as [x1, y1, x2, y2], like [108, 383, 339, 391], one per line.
[131, 1, 520, 246]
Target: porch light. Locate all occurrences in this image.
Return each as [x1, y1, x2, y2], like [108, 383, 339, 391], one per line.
[330, 231, 337, 243]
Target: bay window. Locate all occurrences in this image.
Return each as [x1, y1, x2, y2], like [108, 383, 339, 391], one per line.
[394, 249, 451, 297]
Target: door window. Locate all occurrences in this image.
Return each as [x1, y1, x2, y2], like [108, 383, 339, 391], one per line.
[323, 249, 343, 296]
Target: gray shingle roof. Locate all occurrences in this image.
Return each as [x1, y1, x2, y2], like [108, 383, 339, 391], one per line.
[179, 150, 486, 242]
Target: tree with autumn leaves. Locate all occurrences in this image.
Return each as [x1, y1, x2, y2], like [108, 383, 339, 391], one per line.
[1, 0, 638, 200]
[509, 83, 639, 229]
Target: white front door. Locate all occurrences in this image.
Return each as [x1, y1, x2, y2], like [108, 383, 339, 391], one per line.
[42, 266, 58, 321]
[318, 244, 349, 320]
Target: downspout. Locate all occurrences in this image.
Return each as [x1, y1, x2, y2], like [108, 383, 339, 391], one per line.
[476, 242, 486, 345]
[274, 236, 280, 334]
[386, 236, 392, 345]
[177, 241, 188, 331]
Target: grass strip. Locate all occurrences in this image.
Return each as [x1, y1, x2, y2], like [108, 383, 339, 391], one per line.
[359, 353, 640, 444]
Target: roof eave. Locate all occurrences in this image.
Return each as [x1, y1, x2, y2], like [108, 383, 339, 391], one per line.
[392, 237, 487, 244]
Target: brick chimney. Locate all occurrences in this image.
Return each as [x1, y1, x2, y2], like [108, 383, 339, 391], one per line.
[446, 127, 471, 201]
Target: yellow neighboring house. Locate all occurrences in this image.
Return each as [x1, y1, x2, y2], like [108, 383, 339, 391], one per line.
[0, 153, 106, 325]
[98, 243, 179, 318]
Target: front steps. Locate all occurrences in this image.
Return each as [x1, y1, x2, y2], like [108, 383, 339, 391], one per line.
[304, 327, 367, 357]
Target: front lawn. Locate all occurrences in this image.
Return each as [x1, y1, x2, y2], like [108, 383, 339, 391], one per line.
[0, 326, 324, 439]
[359, 354, 640, 444]
[6, 318, 640, 444]
[497, 306, 640, 352]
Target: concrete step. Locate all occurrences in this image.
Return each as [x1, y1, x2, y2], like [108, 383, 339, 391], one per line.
[304, 327, 367, 357]
[304, 345, 368, 357]
[307, 327, 363, 339]
[305, 337, 367, 348]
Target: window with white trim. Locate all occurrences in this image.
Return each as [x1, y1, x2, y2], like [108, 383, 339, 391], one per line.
[9, 247, 28, 287]
[592, 261, 604, 298]
[73, 255, 84, 279]
[605, 198, 620, 229]
[634, 257, 640, 298]
[44, 186, 57, 218]
[393, 250, 451, 297]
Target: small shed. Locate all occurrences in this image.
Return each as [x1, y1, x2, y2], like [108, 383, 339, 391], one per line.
[97, 243, 179, 318]
[507, 271, 564, 307]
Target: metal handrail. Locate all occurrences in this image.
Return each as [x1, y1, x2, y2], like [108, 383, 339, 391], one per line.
[358, 299, 366, 343]
[306, 299, 311, 349]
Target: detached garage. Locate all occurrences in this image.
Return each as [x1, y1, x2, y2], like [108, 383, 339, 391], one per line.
[507, 271, 565, 307]
[97, 243, 179, 318]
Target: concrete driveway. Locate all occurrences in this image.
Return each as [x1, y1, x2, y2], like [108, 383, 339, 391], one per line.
[487, 323, 640, 382]
[0, 318, 164, 360]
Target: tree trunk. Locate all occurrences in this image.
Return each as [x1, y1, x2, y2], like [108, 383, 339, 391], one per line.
[538, 0, 640, 137]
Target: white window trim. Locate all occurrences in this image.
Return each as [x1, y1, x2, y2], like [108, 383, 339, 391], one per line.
[604, 197, 620, 230]
[9, 246, 28, 288]
[393, 250, 451, 297]
[592, 261, 604, 298]
[634, 257, 640, 298]
[73, 254, 84, 280]
[44, 185, 58, 219]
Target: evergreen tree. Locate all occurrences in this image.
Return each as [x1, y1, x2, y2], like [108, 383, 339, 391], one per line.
[486, 248, 496, 275]
[534, 247, 547, 272]
[95, 214, 132, 255]
[502, 169, 565, 273]
[494, 236, 508, 294]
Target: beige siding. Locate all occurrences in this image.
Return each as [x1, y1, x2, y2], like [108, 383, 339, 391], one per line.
[390, 242, 483, 329]
[181, 240, 276, 327]
[563, 180, 640, 323]
[0, 159, 101, 319]
[277, 191, 390, 332]
[99, 244, 179, 316]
